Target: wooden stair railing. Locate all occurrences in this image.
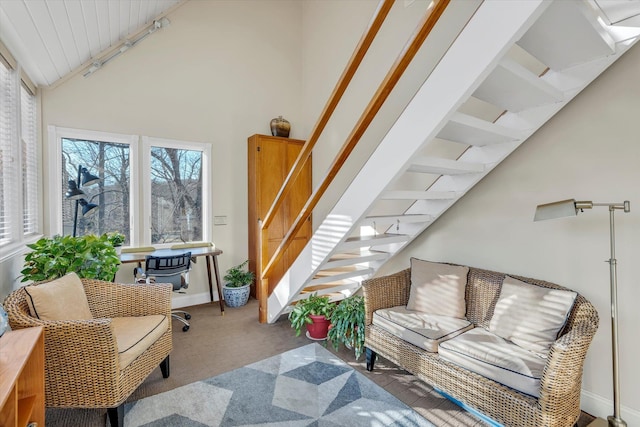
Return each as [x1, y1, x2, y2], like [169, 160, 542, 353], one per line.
[258, 0, 450, 323]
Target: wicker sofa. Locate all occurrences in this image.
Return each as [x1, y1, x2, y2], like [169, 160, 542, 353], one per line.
[4, 275, 173, 427]
[362, 261, 599, 427]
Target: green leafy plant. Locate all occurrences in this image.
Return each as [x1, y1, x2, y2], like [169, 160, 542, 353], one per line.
[223, 260, 255, 288]
[288, 293, 335, 337]
[106, 231, 125, 247]
[21, 234, 121, 282]
[328, 295, 365, 359]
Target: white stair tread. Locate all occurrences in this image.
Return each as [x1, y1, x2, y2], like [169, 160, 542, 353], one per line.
[365, 214, 434, 224]
[517, 0, 615, 71]
[438, 112, 524, 146]
[474, 58, 565, 112]
[309, 268, 374, 286]
[323, 251, 389, 269]
[407, 156, 485, 175]
[381, 190, 458, 200]
[338, 233, 411, 251]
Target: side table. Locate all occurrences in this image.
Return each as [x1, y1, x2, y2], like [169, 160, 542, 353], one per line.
[0, 326, 45, 427]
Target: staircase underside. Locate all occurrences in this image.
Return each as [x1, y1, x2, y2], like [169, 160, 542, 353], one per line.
[267, 0, 640, 323]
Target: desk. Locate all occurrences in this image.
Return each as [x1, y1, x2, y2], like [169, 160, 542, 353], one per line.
[120, 247, 225, 315]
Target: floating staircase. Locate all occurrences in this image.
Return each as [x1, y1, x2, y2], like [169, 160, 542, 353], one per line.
[266, 0, 640, 322]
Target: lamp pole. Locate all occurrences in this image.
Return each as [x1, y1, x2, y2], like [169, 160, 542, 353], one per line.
[72, 165, 82, 237]
[605, 203, 627, 427]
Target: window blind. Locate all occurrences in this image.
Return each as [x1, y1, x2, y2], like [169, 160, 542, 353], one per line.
[0, 60, 17, 245]
[21, 84, 38, 235]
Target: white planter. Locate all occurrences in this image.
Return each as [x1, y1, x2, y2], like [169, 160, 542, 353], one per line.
[223, 283, 251, 307]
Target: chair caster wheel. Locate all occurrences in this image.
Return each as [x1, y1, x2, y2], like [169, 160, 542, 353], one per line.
[185, 314, 191, 320]
[182, 325, 190, 332]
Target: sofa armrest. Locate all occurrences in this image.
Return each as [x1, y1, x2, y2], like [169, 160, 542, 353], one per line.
[82, 279, 172, 318]
[538, 299, 599, 425]
[361, 268, 411, 325]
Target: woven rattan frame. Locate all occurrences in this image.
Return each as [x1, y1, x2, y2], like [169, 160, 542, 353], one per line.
[4, 278, 173, 409]
[362, 265, 599, 427]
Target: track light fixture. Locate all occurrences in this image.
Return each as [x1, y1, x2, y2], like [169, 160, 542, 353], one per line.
[83, 17, 171, 78]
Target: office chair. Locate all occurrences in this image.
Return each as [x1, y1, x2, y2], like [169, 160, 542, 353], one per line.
[140, 252, 192, 332]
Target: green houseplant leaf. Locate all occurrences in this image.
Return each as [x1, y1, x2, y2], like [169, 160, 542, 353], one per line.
[327, 295, 365, 359]
[288, 293, 335, 337]
[223, 260, 255, 288]
[21, 234, 121, 283]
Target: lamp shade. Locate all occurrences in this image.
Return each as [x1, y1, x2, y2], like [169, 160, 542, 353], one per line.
[65, 180, 85, 200]
[79, 199, 99, 217]
[80, 168, 100, 187]
[534, 199, 579, 221]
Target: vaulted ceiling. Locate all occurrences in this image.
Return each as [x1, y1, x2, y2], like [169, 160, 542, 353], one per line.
[0, 0, 184, 87]
[1, 0, 639, 89]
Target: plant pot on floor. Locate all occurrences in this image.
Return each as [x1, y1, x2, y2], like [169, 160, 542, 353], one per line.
[223, 283, 251, 308]
[306, 314, 331, 340]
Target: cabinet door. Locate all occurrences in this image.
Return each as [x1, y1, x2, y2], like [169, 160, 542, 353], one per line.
[248, 135, 311, 303]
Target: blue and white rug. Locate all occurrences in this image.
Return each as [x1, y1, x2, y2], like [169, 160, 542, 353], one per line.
[124, 343, 433, 426]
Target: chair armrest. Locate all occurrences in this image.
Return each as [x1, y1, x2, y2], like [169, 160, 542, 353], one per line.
[82, 279, 172, 318]
[361, 268, 411, 325]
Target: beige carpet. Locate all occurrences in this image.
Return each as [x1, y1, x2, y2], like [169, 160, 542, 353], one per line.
[46, 298, 595, 426]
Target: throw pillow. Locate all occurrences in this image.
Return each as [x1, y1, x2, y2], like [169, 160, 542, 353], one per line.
[24, 272, 93, 320]
[406, 258, 469, 319]
[489, 275, 577, 357]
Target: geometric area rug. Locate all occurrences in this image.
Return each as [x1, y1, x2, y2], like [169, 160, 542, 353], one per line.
[123, 343, 434, 426]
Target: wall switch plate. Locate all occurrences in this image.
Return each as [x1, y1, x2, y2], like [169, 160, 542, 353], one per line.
[214, 216, 227, 225]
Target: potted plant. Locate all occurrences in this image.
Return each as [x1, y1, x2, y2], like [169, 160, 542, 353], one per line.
[106, 231, 126, 247]
[21, 233, 121, 282]
[288, 293, 335, 340]
[222, 260, 255, 307]
[327, 295, 365, 359]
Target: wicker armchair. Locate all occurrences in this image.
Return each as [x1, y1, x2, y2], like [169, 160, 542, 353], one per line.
[4, 278, 173, 427]
[363, 266, 599, 427]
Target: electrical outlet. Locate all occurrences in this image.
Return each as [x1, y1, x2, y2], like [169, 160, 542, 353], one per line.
[214, 216, 227, 225]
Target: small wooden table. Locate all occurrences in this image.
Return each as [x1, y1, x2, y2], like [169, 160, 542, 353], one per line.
[0, 326, 45, 427]
[120, 246, 225, 315]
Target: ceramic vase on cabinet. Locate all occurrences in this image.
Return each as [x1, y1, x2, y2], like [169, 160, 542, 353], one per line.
[270, 116, 291, 138]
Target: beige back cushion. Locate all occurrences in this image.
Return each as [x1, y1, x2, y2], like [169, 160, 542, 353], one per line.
[489, 276, 577, 357]
[407, 258, 469, 319]
[24, 272, 93, 320]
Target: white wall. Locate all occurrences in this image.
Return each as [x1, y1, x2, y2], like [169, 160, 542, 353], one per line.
[379, 41, 640, 420]
[34, 0, 304, 297]
[2, 0, 638, 420]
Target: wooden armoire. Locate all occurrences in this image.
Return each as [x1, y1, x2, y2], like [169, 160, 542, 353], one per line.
[247, 134, 311, 320]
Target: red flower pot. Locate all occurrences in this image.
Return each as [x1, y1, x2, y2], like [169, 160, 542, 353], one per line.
[306, 314, 331, 340]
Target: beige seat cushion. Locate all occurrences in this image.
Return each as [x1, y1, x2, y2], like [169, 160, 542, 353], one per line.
[439, 327, 546, 397]
[373, 306, 473, 352]
[24, 272, 93, 320]
[407, 258, 469, 319]
[111, 315, 169, 369]
[489, 276, 577, 357]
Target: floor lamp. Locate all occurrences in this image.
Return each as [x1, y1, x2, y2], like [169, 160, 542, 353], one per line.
[534, 199, 629, 427]
[64, 165, 100, 237]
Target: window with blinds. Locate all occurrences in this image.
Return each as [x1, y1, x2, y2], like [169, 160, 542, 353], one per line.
[0, 55, 39, 252]
[21, 84, 38, 235]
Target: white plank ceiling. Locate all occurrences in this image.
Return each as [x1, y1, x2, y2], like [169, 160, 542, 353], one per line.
[0, 0, 639, 89]
[0, 0, 183, 87]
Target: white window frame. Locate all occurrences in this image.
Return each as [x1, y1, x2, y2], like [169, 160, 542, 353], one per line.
[49, 127, 212, 247]
[48, 126, 139, 242]
[0, 55, 40, 261]
[141, 136, 211, 247]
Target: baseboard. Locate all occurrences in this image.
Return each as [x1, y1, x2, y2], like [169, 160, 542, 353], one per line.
[581, 389, 640, 426]
[171, 291, 214, 309]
